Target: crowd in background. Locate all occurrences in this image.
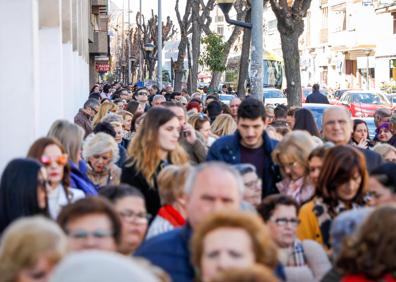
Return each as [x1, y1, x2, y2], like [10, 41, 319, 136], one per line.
[1, 82, 396, 282]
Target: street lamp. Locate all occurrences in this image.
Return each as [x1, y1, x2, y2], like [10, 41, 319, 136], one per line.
[216, 0, 263, 101]
[144, 43, 156, 80]
[216, 0, 252, 29]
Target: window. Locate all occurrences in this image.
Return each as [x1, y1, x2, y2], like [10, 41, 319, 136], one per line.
[332, 4, 346, 32]
[217, 26, 224, 36]
[393, 12, 396, 34]
[215, 15, 224, 23]
[321, 7, 328, 28]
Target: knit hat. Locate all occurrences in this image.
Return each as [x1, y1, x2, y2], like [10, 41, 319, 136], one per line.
[49, 251, 159, 282]
[330, 208, 373, 259]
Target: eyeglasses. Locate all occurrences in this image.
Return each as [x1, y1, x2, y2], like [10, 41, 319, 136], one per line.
[271, 217, 300, 227]
[90, 107, 98, 115]
[138, 92, 148, 96]
[40, 154, 68, 167]
[118, 210, 151, 224]
[245, 178, 261, 189]
[280, 161, 299, 170]
[67, 229, 114, 240]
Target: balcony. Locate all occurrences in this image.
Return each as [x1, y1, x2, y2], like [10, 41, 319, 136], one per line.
[89, 31, 108, 54]
[92, 0, 107, 6]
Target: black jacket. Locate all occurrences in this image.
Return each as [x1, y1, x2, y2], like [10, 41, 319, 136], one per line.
[305, 90, 330, 104]
[121, 159, 165, 217]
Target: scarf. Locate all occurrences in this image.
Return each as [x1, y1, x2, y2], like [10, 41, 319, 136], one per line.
[313, 197, 362, 248]
[157, 205, 186, 227]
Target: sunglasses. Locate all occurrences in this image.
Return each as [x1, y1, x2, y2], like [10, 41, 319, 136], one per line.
[40, 154, 68, 167]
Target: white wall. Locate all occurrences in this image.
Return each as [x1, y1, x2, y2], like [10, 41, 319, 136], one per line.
[0, 0, 90, 172]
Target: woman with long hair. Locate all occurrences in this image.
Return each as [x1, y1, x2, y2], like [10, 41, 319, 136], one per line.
[293, 108, 320, 138]
[211, 114, 237, 137]
[92, 102, 118, 127]
[297, 145, 369, 249]
[47, 120, 97, 195]
[0, 159, 49, 234]
[27, 137, 85, 219]
[121, 107, 189, 217]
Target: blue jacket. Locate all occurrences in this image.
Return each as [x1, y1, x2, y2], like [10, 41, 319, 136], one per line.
[207, 131, 281, 197]
[134, 225, 194, 282]
[69, 160, 98, 196]
[305, 90, 329, 104]
[135, 225, 287, 282]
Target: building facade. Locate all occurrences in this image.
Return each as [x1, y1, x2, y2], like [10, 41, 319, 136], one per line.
[0, 0, 99, 171]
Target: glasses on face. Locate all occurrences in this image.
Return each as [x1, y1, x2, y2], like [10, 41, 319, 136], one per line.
[118, 210, 151, 224]
[280, 161, 299, 170]
[67, 229, 114, 240]
[245, 178, 261, 189]
[138, 92, 148, 96]
[272, 217, 300, 227]
[40, 154, 68, 167]
[90, 107, 98, 115]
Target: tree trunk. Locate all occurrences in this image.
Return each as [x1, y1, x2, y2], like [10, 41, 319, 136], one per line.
[279, 30, 302, 107]
[237, 9, 251, 99]
[174, 37, 187, 91]
[209, 72, 222, 91]
[191, 0, 200, 92]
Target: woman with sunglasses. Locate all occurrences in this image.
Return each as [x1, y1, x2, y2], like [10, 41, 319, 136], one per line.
[27, 137, 85, 219]
[0, 158, 49, 234]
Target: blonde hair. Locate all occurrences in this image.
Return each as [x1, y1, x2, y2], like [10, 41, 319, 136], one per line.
[211, 114, 237, 137]
[373, 143, 396, 159]
[47, 120, 85, 163]
[93, 102, 118, 127]
[272, 130, 316, 174]
[126, 108, 189, 186]
[0, 216, 68, 282]
[82, 132, 120, 163]
[157, 165, 191, 205]
[118, 110, 134, 120]
[191, 211, 278, 276]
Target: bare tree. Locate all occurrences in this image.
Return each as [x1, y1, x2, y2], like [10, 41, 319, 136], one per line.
[237, 8, 251, 99]
[174, 0, 192, 91]
[269, 0, 312, 106]
[135, 10, 177, 80]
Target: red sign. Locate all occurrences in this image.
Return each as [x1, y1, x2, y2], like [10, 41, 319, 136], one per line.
[96, 63, 110, 72]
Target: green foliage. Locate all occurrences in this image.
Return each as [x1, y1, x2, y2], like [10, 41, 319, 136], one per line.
[199, 34, 227, 73]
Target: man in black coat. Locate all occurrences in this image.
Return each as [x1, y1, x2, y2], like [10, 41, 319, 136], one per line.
[306, 84, 330, 104]
[323, 106, 383, 172]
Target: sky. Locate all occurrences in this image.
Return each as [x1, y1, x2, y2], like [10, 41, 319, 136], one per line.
[110, 0, 186, 24]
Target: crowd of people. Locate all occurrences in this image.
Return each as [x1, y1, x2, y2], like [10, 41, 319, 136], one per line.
[1, 81, 396, 282]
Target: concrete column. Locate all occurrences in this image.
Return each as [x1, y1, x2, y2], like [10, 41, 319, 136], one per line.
[62, 0, 75, 120]
[37, 0, 64, 136]
[0, 0, 40, 171]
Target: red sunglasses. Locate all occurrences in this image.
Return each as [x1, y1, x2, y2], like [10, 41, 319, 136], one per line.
[40, 154, 68, 167]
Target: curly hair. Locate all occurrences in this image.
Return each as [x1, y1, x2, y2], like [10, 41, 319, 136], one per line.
[191, 211, 278, 277]
[336, 206, 396, 279]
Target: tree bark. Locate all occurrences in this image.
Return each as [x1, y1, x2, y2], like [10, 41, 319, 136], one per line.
[174, 38, 187, 91]
[190, 0, 200, 92]
[280, 30, 302, 106]
[269, 0, 312, 107]
[237, 8, 251, 99]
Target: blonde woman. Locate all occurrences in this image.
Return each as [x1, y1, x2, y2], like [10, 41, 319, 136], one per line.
[121, 107, 189, 217]
[188, 113, 217, 147]
[272, 130, 316, 205]
[118, 110, 134, 141]
[0, 216, 68, 282]
[146, 165, 191, 239]
[101, 113, 128, 166]
[83, 132, 121, 189]
[93, 102, 118, 127]
[211, 114, 237, 137]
